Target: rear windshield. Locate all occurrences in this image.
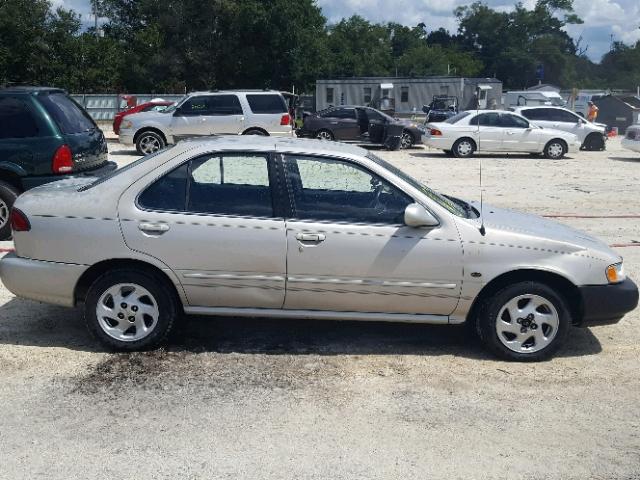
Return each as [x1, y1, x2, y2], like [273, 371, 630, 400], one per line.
[444, 111, 471, 124]
[38, 92, 96, 134]
[246, 94, 287, 114]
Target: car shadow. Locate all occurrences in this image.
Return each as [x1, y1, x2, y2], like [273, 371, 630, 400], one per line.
[108, 149, 139, 156]
[0, 298, 602, 359]
[410, 152, 571, 160]
[610, 156, 640, 163]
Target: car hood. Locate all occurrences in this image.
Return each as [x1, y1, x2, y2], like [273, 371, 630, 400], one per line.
[126, 110, 171, 125]
[468, 202, 619, 261]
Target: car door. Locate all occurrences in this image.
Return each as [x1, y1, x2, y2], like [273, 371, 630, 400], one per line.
[118, 151, 286, 309]
[169, 96, 213, 140]
[204, 94, 245, 134]
[550, 109, 585, 142]
[499, 113, 540, 152]
[323, 108, 360, 140]
[470, 112, 503, 151]
[280, 154, 463, 316]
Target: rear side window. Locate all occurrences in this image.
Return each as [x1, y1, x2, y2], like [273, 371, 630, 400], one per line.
[0, 97, 39, 139]
[139, 153, 273, 217]
[38, 92, 95, 134]
[246, 94, 287, 114]
[209, 95, 243, 115]
[324, 108, 357, 120]
[444, 111, 470, 124]
[520, 109, 542, 120]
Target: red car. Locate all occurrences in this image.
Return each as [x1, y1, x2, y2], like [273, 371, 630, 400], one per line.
[112, 101, 174, 135]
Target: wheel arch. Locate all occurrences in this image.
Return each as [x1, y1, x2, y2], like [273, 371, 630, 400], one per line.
[74, 258, 184, 309]
[0, 166, 24, 191]
[466, 268, 582, 327]
[133, 127, 168, 145]
[242, 127, 269, 136]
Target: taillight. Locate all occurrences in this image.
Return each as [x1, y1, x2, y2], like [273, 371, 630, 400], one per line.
[52, 145, 73, 174]
[10, 208, 30, 232]
[280, 113, 291, 126]
[430, 128, 443, 136]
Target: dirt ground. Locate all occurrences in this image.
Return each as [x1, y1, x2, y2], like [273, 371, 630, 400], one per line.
[0, 136, 638, 479]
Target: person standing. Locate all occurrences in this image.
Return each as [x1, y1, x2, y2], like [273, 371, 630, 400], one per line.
[587, 101, 599, 122]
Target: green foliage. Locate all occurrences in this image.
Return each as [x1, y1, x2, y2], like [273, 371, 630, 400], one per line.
[0, 0, 638, 94]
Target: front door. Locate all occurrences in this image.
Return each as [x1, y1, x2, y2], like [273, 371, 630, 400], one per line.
[119, 151, 286, 308]
[281, 154, 463, 315]
[499, 113, 541, 152]
[325, 108, 360, 140]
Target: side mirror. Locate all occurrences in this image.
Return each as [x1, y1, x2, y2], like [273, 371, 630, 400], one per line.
[404, 203, 439, 228]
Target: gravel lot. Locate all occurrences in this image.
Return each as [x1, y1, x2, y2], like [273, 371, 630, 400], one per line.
[0, 136, 638, 479]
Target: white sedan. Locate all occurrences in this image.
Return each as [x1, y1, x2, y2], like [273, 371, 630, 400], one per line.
[423, 110, 581, 159]
[621, 125, 640, 153]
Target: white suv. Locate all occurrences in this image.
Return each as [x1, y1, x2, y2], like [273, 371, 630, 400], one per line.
[513, 106, 606, 151]
[119, 90, 293, 155]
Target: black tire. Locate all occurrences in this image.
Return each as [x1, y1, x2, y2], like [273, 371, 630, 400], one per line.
[0, 181, 20, 240]
[582, 133, 605, 151]
[452, 138, 475, 158]
[84, 269, 180, 351]
[135, 130, 166, 156]
[476, 281, 571, 362]
[315, 129, 334, 141]
[543, 139, 567, 159]
[243, 128, 268, 136]
[401, 131, 415, 149]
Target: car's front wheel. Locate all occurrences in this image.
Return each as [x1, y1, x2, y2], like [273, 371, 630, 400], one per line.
[136, 131, 166, 155]
[84, 269, 180, 351]
[315, 129, 334, 141]
[543, 139, 567, 159]
[401, 131, 414, 149]
[477, 281, 571, 361]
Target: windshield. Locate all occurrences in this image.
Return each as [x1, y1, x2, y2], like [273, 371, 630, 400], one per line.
[444, 111, 471, 124]
[366, 153, 468, 217]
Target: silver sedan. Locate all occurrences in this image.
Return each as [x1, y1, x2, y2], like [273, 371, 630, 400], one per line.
[0, 137, 637, 361]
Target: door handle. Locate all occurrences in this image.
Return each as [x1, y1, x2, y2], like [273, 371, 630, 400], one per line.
[506, 131, 516, 135]
[330, 121, 338, 125]
[296, 233, 326, 243]
[138, 222, 170, 234]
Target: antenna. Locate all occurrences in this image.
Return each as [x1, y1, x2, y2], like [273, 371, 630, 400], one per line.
[475, 85, 488, 236]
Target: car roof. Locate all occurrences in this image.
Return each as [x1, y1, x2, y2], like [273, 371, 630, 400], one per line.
[0, 86, 65, 95]
[514, 106, 569, 111]
[187, 90, 283, 96]
[179, 135, 368, 158]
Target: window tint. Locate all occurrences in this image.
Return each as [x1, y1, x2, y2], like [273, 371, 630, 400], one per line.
[520, 109, 542, 120]
[246, 94, 287, 114]
[472, 113, 500, 127]
[365, 109, 387, 122]
[444, 111, 471, 124]
[325, 108, 356, 120]
[284, 155, 412, 224]
[188, 154, 272, 217]
[0, 97, 39, 139]
[138, 163, 188, 211]
[553, 109, 579, 122]
[180, 95, 243, 115]
[38, 93, 95, 134]
[500, 114, 529, 128]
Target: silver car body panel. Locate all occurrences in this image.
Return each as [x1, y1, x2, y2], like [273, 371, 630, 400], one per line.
[3, 136, 622, 324]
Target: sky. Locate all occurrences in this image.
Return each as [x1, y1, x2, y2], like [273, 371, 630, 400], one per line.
[52, 0, 640, 62]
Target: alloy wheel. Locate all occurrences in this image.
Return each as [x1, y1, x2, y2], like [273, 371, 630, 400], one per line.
[457, 140, 473, 156]
[316, 131, 333, 141]
[139, 135, 162, 154]
[495, 294, 559, 354]
[0, 199, 8, 230]
[96, 283, 160, 342]
[547, 142, 564, 158]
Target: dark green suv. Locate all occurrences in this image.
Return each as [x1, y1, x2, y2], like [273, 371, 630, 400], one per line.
[0, 87, 115, 239]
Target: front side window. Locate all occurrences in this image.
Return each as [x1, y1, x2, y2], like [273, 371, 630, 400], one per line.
[284, 155, 412, 224]
[38, 92, 95, 134]
[138, 153, 273, 217]
[500, 114, 529, 128]
[520, 109, 543, 120]
[553, 109, 580, 123]
[472, 112, 500, 127]
[0, 97, 40, 139]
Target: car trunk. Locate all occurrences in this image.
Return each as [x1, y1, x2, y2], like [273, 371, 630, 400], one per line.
[62, 127, 108, 172]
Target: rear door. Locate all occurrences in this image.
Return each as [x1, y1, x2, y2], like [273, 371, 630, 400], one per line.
[470, 112, 503, 151]
[323, 108, 360, 140]
[204, 95, 245, 134]
[36, 92, 108, 172]
[119, 151, 287, 308]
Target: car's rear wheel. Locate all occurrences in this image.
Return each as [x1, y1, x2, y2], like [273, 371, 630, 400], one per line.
[136, 131, 166, 155]
[316, 129, 334, 141]
[401, 131, 414, 149]
[0, 181, 20, 240]
[452, 138, 475, 158]
[544, 139, 567, 159]
[84, 269, 179, 351]
[477, 281, 571, 361]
